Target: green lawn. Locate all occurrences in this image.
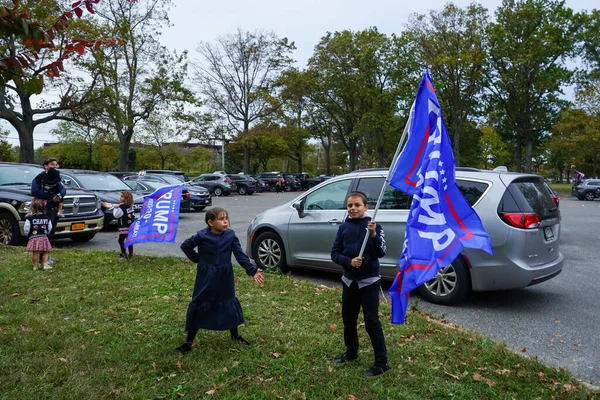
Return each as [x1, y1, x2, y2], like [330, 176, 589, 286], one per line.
[0, 246, 596, 399]
[550, 182, 573, 196]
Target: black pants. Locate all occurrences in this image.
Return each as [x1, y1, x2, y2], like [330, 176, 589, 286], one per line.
[342, 280, 387, 366]
[118, 234, 133, 255]
[46, 206, 58, 241]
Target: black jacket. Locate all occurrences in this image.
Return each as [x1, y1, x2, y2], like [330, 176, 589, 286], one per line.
[331, 216, 387, 281]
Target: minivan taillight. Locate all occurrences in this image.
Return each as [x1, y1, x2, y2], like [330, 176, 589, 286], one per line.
[224, 177, 232, 183]
[501, 212, 540, 229]
[551, 194, 559, 206]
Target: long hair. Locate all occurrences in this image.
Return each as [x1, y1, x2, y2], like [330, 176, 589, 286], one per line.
[205, 207, 228, 225]
[121, 191, 134, 206]
[29, 198, 46, 214]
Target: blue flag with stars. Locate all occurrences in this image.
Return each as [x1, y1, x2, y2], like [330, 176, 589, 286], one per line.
[388, 71, 493, 324]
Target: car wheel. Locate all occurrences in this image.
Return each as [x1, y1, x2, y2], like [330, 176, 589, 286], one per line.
[214, 187, 223, 196]
[285, 185, 291, 192]
[0, 212, 21, 246]
[307, 183, 315, 189]
[238, 186, 247, 195]
[416, 257, 471, 305]
[269, 185, 276, 192]
[70, 233, 96, 242]
[193, 206, 205, 211]
[585, 191, 595, 201]
[253, 231, 290, 273]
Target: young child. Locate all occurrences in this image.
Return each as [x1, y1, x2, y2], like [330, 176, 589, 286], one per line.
[275, 174, 284, 194]
[24, 199, 53, 271]
[32, 165, 64, 218]
[175, 207, 264, 354]
[331, 191, 389, 378]
[112, 191, 135, 260]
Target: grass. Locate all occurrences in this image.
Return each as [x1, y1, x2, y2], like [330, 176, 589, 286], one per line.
[550, 183, 573, 196]
[0, 246, 597, 400]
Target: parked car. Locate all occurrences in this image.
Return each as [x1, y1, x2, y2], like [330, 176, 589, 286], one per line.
[60, 169, 145, 227]
[138, 169, 190, 182]
[246, 167, 563, 305]
[124, 176, 211, 211]
[254, 172, 300, 192]
[123, 180, 193, 212]
[571, 179, 600, 201]
[0, 162, 104, 245]
[227, 174, 257, 195]
[187, 173, 235, 196]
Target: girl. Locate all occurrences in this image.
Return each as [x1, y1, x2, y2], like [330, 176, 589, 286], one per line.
[24, 199, 53, 271]
[175, 207, 264, 354]
[112, 191, 135, 260]
[331, 191, 389, 378]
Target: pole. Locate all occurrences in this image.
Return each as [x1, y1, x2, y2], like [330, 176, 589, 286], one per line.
[221, 136, 225, 170]
[358, 102, 415, 258]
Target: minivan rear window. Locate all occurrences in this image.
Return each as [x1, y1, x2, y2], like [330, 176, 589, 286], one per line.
[456, 179, 489, 206]
[355, 177, 412, 210]
[499, 178, 558, 219]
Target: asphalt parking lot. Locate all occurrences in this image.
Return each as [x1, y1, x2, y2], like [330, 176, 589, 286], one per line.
[53, 191, 600, 388]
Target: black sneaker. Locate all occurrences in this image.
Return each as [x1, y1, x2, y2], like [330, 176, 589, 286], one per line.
[233, 336, 251, 345]
[174, 342, 193, 354]
[119, 253, 127, 261]
[333, 352, 358, 364]
[365, 363, 390, 378]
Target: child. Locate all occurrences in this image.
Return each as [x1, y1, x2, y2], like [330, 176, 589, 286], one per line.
[24, 199, 53, 271]
[175, 207, 264, 354]
[32, 165, 64, 218]
[275, 174, 284, 194]
[331, 191, 389, 378]
[112, 191, 136, 260]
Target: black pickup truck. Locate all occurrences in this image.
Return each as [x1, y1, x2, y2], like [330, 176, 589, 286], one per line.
[0, 162, 104, 245]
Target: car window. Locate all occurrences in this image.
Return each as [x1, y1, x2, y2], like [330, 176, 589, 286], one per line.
[0, 164, 42, 185]
[70, 173, 132, 191]
[456, 179, 489, 206]
[355, 177, 412, 210]
[500, 178, 558, 219]
[305, 179, 352, 210]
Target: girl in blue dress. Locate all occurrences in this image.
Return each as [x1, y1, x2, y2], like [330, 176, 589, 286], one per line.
[175, 207, 264, 354]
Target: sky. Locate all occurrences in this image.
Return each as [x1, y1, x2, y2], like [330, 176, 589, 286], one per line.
[3, 0, 598, 148]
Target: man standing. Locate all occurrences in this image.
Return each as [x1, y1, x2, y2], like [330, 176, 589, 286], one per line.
[31, 157, 66, 242]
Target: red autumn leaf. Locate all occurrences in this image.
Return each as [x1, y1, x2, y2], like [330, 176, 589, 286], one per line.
[64, 11, 73, 19]
[74, 44, 85, 55]
[94, 41, 102, 51]
[72, 1, 82, 8]
[74, 7, 83, 18]
[56, 60, 64, 72]
[85, 0, 95, 14]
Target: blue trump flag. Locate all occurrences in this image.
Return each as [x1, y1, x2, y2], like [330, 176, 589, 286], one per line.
[388, 71, 493, 324]
[125, 184, 184, 248]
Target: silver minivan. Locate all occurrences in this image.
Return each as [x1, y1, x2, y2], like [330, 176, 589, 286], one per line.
[246, 168, 564, 305]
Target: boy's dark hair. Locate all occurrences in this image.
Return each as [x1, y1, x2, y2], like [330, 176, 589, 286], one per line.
[46, 167, 60, 181]
[346, 191, 368, 205]
[205, 207, 228, 225]
[42, 157, 58, 167]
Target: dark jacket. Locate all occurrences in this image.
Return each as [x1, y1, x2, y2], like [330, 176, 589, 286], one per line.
[331, 216, 387, 281]
[31, 171, 66, 203]
[116, 204, 135, 232]
[24, 214, 52, 239]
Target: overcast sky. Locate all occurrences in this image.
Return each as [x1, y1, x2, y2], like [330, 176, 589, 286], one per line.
[3, 0, 597, 148]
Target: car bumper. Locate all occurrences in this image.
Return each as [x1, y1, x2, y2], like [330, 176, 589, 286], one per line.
[20, 213, 105, 238]
[190, 197, 212, 207]
[469, 252, 564, 292]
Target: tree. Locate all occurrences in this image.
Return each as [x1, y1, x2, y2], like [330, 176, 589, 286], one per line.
[78, 0, 194, 171]
[405, 3, 489, 166]
[0, 0, 119, 163]
[484, 0, 581, 172]
[192, 29, 295, 174]
[50, 120, 106, 169]
[138, 116, 182, 170]
[0, 129, 17, 161]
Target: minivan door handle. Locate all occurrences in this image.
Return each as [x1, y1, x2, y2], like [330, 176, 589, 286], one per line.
[328, 219, 342, 225]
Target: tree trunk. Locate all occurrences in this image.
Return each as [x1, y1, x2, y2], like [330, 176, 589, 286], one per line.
[119, 134, 132, 171]
[17, 122, 35, 163]
[453, 115, 460, 166]
[348, 139, 358, 171]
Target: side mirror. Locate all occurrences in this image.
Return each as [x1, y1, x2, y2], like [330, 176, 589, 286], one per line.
[293, 201, 305, 218]
[62, 179, 72, 186]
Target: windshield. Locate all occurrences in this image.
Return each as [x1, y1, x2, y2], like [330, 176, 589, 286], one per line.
[158, 175, 185, 184]
[0, 164, 43, 185]
[70, 173, 133, 191]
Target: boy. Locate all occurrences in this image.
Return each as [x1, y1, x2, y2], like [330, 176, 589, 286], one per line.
[331, 191, 389, 377]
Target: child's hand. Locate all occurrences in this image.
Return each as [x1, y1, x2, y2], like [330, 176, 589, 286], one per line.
[253, 269, 264, 284]
[351, 257, 363, 268]
[367, 221, 376, 238]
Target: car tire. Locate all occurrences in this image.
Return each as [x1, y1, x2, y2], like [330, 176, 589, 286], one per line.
[193, 206, 205, 211]
[238, 186, 247, 195]
[253, 231, 290, 273]
[585, 191, 595, 201]
[284, 185, 291, 192]
[416, 257, 471, 305]
[0, 212, 21, 246]
[214, 187, 223, 197]
[70, 233, 96, 242]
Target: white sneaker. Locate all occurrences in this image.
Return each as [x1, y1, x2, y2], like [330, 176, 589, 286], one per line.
[33, 264, 41, 271]
[42, 263, 53, 270]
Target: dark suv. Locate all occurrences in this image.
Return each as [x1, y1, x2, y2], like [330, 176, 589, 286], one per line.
[227, 174, 257, 195]
[571, 179, 600, 201]
[254, 172, 300, 192]
[0, 163, 104, 245]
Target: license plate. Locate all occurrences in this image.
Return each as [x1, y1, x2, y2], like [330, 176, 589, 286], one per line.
[543, 226, 554, 240]
[71, 223, 85, 231]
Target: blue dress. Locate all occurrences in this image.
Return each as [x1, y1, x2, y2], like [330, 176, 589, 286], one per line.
[180, 228, 258, 331]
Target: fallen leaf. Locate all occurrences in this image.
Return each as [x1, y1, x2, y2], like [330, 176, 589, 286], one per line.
[271, 352, 281, 358]
[280, 291, 288, 294]
[58, 358, 68, 363]
[258, 337, 265, 343]
[10, 293, 20, 297]
[223, 367, 228, 373]
[521, 347, 527, 352]
[21, 325, 32, 332]
[206, 389, 216, 395]
[328, 366, 333, 373]
[329, 323, 337, 331]
[176, 361, 182, 369]
[348, 395, 359, 400]
[162, 295, 170, 300]
[472, 373, 484, 382]
[485, 378, 495, 387]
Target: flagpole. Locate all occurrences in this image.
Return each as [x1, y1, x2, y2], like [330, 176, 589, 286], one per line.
[358, 102, 415, 258]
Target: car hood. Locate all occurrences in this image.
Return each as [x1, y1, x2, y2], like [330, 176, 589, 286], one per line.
[2, 183, 94, 199]
[91, 190, 144, 204]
